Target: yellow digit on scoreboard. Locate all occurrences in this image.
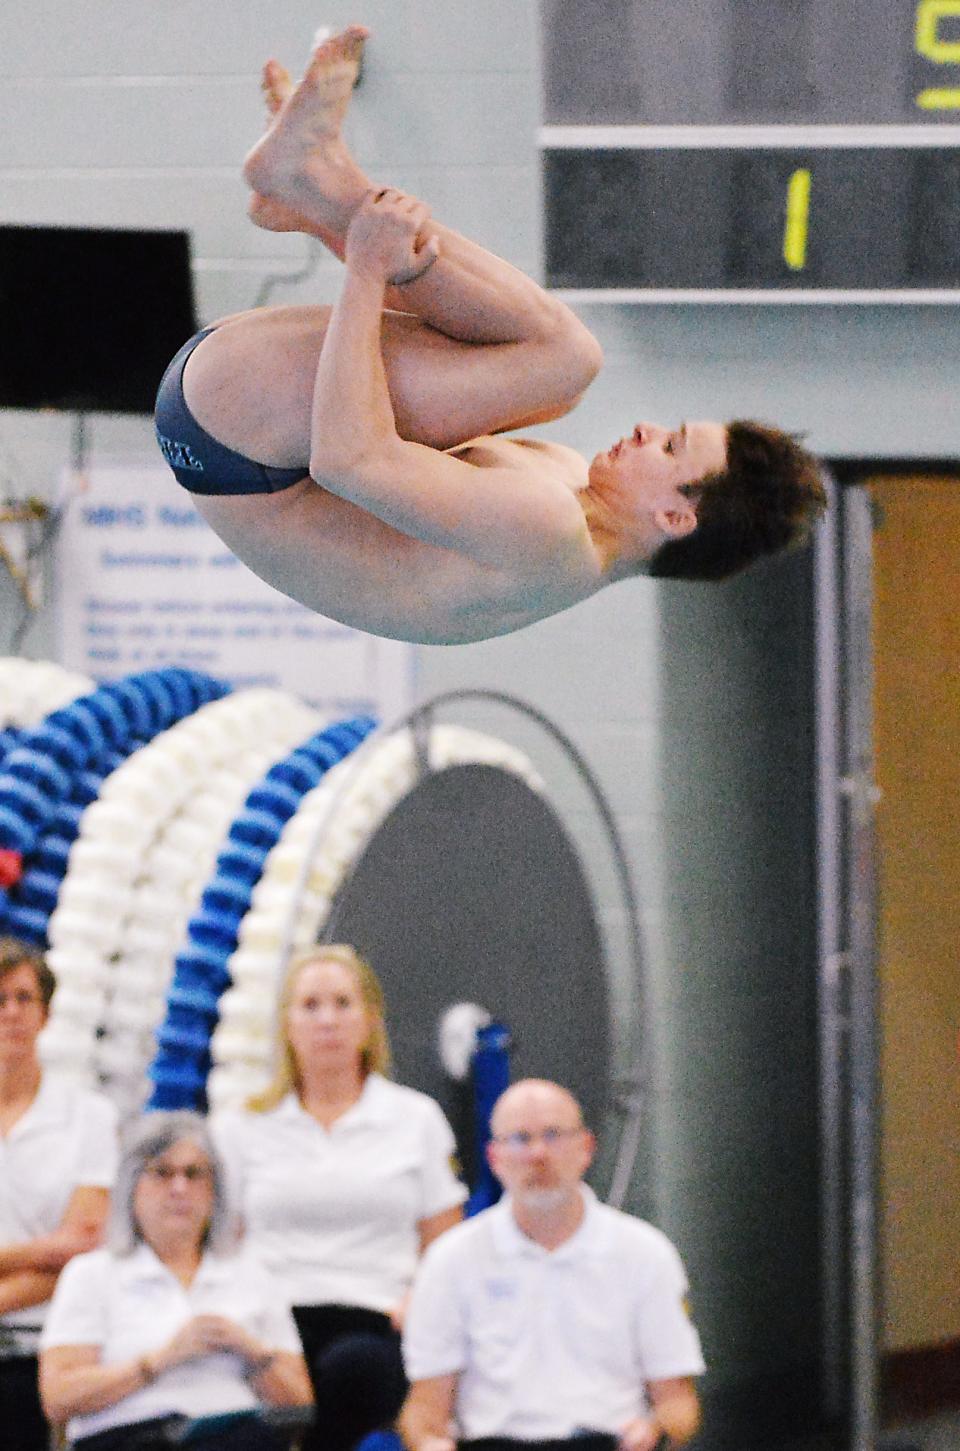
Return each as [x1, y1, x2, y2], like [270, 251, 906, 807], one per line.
[915, 0, 960, 109]
[783, 168, 811, 271]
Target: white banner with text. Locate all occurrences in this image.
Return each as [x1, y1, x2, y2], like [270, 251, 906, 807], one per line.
[53, 466, 414, 721]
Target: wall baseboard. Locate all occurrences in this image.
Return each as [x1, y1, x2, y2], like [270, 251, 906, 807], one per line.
[882, 1338, 960, 1421]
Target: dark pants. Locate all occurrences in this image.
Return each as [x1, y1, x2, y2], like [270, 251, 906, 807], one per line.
[458, 1439, 618, 1451]
[292, 1304, 406, 1451]
[0, 1355, 49, 1451]
[71, 1413, 296, 1451]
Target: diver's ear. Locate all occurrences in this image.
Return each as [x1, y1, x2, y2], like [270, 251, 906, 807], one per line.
[653, 501, 698, 540]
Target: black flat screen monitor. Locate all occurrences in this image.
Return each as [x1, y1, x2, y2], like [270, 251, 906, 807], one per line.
[0, 225, 197, 415]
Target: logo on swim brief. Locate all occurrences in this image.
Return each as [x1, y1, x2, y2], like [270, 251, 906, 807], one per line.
[156, 430, 205, 473]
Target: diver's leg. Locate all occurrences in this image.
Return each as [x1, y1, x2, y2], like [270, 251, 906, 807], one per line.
[244, 27, 601, 360]
[184, 296, 592, 466]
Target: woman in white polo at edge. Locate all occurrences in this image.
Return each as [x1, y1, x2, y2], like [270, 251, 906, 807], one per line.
[212, 943, 466, 1451]
[0, 937, 118, 1451]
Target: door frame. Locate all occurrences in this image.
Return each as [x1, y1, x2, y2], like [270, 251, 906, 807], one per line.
[815, 457, 960, 1450]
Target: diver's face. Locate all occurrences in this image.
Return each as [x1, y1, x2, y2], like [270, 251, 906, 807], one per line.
[594, 420, 728, 498]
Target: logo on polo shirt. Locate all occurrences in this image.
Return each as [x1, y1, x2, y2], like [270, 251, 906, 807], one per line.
[484, 1277, 518, 1300]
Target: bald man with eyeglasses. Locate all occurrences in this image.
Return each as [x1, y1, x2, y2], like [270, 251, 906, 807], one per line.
[399, 1080, 704, 1451]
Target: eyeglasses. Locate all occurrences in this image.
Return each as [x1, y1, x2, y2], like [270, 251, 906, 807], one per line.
[142, 1163, 213, 1184]
[491, 1126, 585, 1152]
[0, 990, 44, 1010]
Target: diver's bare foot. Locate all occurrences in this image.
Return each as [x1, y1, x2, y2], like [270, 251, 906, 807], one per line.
[243, 26, 370, 237]
[262, 57, 295, 117]
[248, 61, 312, 233]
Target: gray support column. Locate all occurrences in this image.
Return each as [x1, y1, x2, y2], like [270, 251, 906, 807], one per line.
[840, 487, 881, 1451]
[813, 472, 847, 1420]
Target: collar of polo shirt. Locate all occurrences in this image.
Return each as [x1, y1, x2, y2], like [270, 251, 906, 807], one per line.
[117, 1241, 231, 1288]
[3, 1074, 66, 1136]
[278, 1070, 396, 1127]
[491, 1184, 608, 1259]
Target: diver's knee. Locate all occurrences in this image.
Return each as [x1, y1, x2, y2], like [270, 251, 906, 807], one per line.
[546, 308, 603, 399]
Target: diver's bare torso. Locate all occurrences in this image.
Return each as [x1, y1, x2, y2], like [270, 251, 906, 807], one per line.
[190, 433, 606, 646]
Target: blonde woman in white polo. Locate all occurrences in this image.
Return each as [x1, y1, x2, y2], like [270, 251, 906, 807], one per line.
[213, 945, 466, 1451]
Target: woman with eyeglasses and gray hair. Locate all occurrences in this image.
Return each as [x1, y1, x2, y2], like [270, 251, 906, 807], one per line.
[38, 1111, 312, 1451]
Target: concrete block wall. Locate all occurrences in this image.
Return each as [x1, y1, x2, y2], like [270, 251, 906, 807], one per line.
[0, 1, 542, 480]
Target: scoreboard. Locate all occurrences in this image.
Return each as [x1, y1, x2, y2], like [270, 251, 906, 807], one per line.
[539, 0, 960, 300]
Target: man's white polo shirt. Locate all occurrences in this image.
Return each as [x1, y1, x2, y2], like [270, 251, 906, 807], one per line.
[0, 1073, 118, 1342]
[212, 1074, 466, 1313]
[402, 1187, 705, 1442]
[41, 1242, 302, 1443]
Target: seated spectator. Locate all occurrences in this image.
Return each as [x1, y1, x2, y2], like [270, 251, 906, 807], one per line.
[0, 937, 118, 1451]
[39, 1110, 312, 1450]
[399, 1079, 705, 1451]
[213, 944, 466, 1451]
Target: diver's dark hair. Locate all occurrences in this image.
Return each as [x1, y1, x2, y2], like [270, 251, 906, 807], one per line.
[649, 420, 827, 582]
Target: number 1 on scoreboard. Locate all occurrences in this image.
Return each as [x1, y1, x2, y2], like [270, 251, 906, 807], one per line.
[783, 168, 812, 271]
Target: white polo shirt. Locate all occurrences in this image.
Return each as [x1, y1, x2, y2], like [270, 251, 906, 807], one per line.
[212, 1074, 466, 1313]
[0, 1073, 118, 1340]
[41, 1242, 302, 1443]
[402, 1187, 705, 1442]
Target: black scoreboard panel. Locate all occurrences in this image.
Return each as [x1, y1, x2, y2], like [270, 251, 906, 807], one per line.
[545, 147, 960, 290]
[540, 0, 960, 297]
[543, 0, 960, 125]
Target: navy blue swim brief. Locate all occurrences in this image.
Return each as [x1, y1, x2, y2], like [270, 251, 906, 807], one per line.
[154, 327, 307, 495]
